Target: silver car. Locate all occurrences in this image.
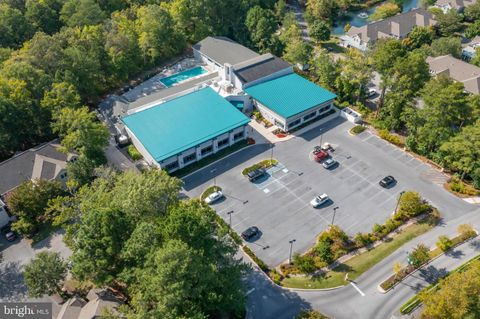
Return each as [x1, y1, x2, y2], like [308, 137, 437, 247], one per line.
[322, 158, 337, 169]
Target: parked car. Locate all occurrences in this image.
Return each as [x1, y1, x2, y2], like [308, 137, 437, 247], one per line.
[321, 142, 333, 151]
[379, 175, 396, 188]
[310, 193, 329, 207]
[5, 231, 15, 242]
[367, 88, 377, 98]
[247, 168, 266, 182]
[314, 150, 329, 162]
[322, 158, 337, 169]
[241, 226, 260, 240]
[204, 190, 224, 204]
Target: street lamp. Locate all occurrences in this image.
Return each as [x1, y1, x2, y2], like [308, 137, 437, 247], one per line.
[270, 143, 274, 164]
[210, 168, 217, 187]
[227, 210, 234, 228]
[394, 191, 405, 214]
[319, 128, 323, 147]
[288, 239, 296, 264]
[331, 206, 339, 226]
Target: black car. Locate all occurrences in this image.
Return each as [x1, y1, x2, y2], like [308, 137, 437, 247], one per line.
[241, 226, 259, 240]
[247, 168, 266, 182]
[379, 175, 396, 188]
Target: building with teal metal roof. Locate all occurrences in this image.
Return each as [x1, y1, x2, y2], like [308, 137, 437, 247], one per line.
[245, 73, 337, 131]
[122, 87, 250, 172]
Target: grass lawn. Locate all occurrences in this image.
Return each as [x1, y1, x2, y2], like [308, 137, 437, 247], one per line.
[282, 222, 434, 289]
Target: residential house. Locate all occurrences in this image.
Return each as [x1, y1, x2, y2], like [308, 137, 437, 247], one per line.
[57, 289, 124, 319]
[462, 35, 480, 60]
[0, 140, 75, 227]
[433, 0, 475, 13]
[340, 8, 437, 51]
[427, 54, 480, 94]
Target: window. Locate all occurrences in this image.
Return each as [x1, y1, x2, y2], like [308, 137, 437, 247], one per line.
[233, 132, 244, 140]
[183, 153, 196, 163]
[303, 111, 317, 121]
[164, 162, 179, 171]
[217, 138, 229, 148]
[288, 119, 301, 129]
[201, 145, 213, 156]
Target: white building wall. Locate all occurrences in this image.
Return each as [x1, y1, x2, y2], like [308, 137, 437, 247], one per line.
[255, 101, 286, 130]
[193, 49, 224, 73]
[125, 127, 158, 167]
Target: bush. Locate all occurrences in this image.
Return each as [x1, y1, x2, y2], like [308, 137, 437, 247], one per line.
[296, 310, 328, 319]
[293, 253, 317, 274]
[398, 191, 429, 218]
[436, 235, 453, 252]
[457, 224, 476, 241]
[372, 223, 385, 235]
[408, 244, 430, 268]
[127, 145, 142, 160]
[269, 269, 283, 285]
[242, 159, 278, 175]
[354, 232, 373, 248]
[350, 125, 366, 135]
[378, 129, 403, 146]
[243, 246, 270, 272]
[448, 176, 479, 196]
[314, 240, 334, 264]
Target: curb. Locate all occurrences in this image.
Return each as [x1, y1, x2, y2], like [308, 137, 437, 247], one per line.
[377, 231, 479, 294]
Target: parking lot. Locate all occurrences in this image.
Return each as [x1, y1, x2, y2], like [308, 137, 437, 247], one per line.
[183, 117, 475, 267]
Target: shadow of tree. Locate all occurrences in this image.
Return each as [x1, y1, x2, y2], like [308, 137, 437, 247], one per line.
[445, 249, 464, 259]
[468, 239, 480, 251]
[0, 261, 28, 301]
[417, 265, 448, 284]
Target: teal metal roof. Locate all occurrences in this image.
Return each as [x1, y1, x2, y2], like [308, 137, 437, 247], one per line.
[122, 87, 250, 162]
[245, 73, 336, 119]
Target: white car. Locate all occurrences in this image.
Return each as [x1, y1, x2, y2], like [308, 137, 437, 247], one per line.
[367, 88, 377, 98]
[204, 191, 224, 204]
[321, 142, 332, 151]
[322, 158, 337, 169]
[310, 193, 329, 207]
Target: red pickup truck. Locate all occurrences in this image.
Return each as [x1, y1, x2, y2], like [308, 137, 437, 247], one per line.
[314, 150, 329, 162]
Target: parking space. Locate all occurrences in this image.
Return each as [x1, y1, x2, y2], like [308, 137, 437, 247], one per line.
[184, 118, 474, 267]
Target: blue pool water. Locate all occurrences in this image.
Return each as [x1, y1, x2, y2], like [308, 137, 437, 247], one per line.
[160, 66, 207, 87]
[332, 0, 420, 35]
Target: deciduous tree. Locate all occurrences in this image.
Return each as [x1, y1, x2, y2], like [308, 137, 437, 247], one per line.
[24, 251, 67, 297]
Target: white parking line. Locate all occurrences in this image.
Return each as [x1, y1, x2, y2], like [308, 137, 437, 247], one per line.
[350, 282, 365, 296]
[246, 288, 256, 295]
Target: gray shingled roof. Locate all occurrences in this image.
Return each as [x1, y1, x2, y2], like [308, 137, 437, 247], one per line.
[347, 8, 436, 43]
[0, 140, 68, 195]
[192, 36, 259, 65]
[434, 0, 474, 9]
[233, 54, 291, 84]
[427, 55, 480, 94]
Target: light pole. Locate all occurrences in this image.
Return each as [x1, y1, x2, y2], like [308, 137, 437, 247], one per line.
[394, 191, 405, 214]
[288, 239, 296, 264]
[319, 128, 323, 147]
[210, 168, 217, 187]
[270, 143, 274, 164]
[227, 210, 234, 228]
[331, 206, 339, 226]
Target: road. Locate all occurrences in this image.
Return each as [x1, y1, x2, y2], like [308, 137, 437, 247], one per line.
[288, 0, 311, 42]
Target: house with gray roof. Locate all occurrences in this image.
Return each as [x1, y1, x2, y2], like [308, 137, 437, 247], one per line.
[57, 289, 124, 319]
[433, 0, 475, 13]
[427, 54, 480, 94]
[462, 35, 480, 60]
[0, 140, 74, 196]
[340, 8, 436, 51]
[0, 140, 74, 227]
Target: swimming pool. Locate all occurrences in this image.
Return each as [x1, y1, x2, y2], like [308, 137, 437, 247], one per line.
[160, 66, 208, 87]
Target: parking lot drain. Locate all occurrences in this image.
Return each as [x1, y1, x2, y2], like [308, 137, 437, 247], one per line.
[263, 188, 270, 193]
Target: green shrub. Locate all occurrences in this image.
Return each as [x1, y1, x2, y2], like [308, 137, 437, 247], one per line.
[449, 176, 479, 196]
[269, 269, 283, 284]
[314, 240, 334, 264]
[127, 145, 142, 160]
[242, 159, 278, 175]
[350, 125, 366, 135]
[398, 191, 429, 218]
[354, 232, 373, 248]
[243, 246, 269, 272]
[384, 218, 399, 233]
[378, 129, 403, 146]
[408, 244, 430, 268]
[296, 310, 328, 319]
[293, 253, 317, 274]
[436, 235, 453, 252]
[457, 224, 476, 241]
